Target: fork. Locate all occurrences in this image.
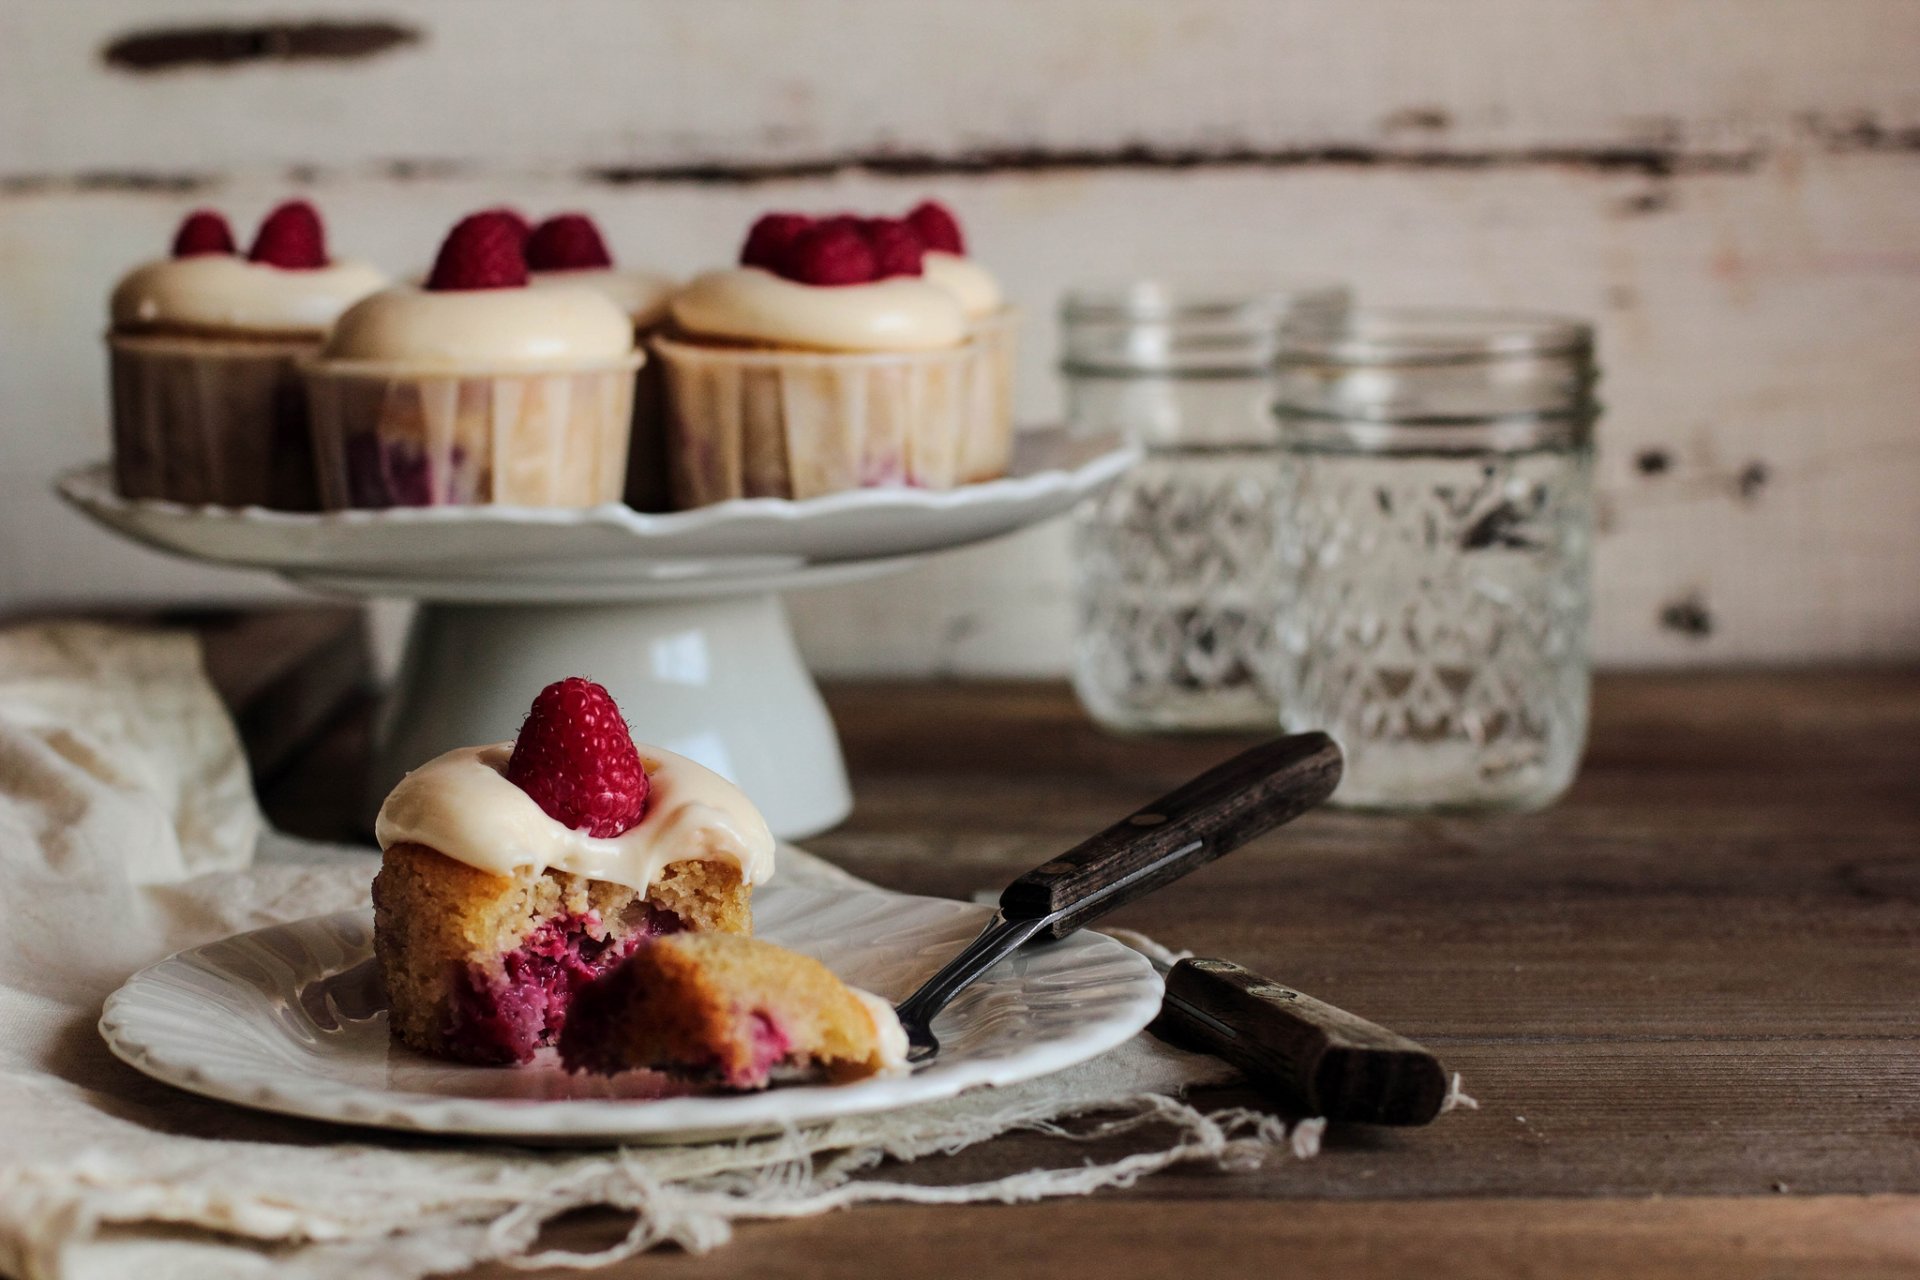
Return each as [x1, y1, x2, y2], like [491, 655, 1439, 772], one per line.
[893, 732, 1343, 1063]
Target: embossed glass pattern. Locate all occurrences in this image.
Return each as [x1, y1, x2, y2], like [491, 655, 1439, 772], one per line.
[1063, 281, 1348, 732]
[1272, 309, 1597, 810]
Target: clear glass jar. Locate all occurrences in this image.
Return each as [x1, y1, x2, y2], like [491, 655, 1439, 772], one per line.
[1062, 280, 1348, 732]
[1271, 309, 1597, 810]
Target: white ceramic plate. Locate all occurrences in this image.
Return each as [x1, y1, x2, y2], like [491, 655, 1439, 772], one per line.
[99, 884, 1162, 1144]
[56, 430, 1136, 582]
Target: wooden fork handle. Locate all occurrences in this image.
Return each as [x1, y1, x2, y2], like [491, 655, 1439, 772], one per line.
[998, 733, 1342, 939]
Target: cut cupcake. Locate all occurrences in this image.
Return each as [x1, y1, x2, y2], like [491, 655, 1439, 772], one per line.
[559, 933, 909, 1087]
[372, 677, 773, 1065]
[656, 205, 994, 508]
[303, 211, 642, 508]
[107, 201, 387, 508]
[525, 212, 678, 511]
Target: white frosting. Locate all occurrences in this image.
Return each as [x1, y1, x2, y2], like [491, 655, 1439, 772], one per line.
[374, 742, 776, 892]
[110, 255, 388, 336]
[322, 284, 637, 369]
[671, 267, 967, 352]
[532, 267, 676, 330]
[921, 252, 1003, 320]
[851, 988, 911, 1073]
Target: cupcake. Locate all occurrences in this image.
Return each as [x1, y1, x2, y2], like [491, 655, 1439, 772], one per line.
[106, 201, 387, 508]
[656, 206, 1000, 508]
[372, 678, 773, 1065]
[303, 211, 642, 508]
[908, 201, 1018, 484]
[526, 213, 678, 510]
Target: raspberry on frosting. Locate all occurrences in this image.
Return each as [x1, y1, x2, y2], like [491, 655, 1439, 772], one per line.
[740, 213, 815, 273]
[526, 213, 615, 271]
[426, 211, 531, 291]
[783, 222, 879, 286]
[906, 200, 966, 255]
[737, 201, 964, 285]
[505, 677, 649, 838]
[487, 206, 533, 246]
[862, 217, 926, 279]
[171, 209, 237, 258]
[247, 200, 329, 270]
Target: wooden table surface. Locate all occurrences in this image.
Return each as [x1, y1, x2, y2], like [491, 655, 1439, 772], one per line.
[256, 660, 1920, 1279]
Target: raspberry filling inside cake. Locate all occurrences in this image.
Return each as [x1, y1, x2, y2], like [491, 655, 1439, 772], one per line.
[371, 678, 776, 1066]
[444, 903, 682, 1065]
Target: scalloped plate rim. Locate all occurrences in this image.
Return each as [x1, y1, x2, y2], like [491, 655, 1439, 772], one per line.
[98, 885, 1163, 1144]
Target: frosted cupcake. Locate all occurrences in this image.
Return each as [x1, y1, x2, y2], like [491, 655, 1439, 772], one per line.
[526, 213, 678, 510]
[303, 211, 642, 508]
[107, 202, 387, 508]
[655, 208, 990, 507]
[908, 201, 1018, 484]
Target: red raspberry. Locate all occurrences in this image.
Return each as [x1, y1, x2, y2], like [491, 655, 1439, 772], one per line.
[426, 211, 530, 290]
[171, 209, 236, 257]
[740, 212, 814, 272]
[906, 200, 965, 255]
[505, 678, 650, 838]
[487, 206, 532, 246]
[781, 222, 878, 285]
[247, 200, 329, 269]
[526, 213, 615, 271]
[862, 217, 926, 278]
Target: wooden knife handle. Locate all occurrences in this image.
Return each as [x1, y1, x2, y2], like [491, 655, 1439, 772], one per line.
[1153, 957, 1449, 1126]
[999, 733, 1342, 939]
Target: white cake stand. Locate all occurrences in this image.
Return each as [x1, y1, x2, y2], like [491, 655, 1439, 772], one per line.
[59, 432, 1134, 839]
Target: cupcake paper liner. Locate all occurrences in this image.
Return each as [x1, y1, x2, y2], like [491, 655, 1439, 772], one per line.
[303, 357, 641, 510]
[107, 332, 321, 509]
[654, 332, 1011, 509]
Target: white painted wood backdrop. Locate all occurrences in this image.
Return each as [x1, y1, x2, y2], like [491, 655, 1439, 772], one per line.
[3, 1, 1917, 671]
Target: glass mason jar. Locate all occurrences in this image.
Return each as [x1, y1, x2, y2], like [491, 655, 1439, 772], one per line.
[1062, 281, 1348, 732]
[1271, 309, 1597, 810]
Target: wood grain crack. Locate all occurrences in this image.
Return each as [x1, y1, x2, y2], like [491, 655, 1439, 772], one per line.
[101, 21, 421, 72]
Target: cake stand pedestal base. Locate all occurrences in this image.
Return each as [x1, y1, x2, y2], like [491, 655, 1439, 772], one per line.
[371, 593, 850, 840]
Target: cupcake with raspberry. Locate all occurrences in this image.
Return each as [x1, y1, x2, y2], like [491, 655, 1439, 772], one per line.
[656, 207, 999, 508]
[906, 200, 1018, 484]
[106, 201, 387, 508]
[525, 213, 678, 509]
[373, 678, 773, 1066]
[303, 211, 642, 508]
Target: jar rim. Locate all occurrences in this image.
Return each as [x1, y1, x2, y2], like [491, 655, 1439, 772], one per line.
[1062, 278, 1349, 324]
[1276, 306, 1593, 367]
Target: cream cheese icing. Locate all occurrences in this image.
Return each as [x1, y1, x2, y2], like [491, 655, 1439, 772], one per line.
[921, 251, 1003, 320]
[532, 268, 676, 330]
[374, 742, 776, 892]
[850, 988, 911, 1072]
[322, 284, 637, 369]
[671, 267, 967, 352]
[110, 255, 388, 336]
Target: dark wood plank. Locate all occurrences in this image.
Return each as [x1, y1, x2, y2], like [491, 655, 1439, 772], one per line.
[470, 1197, 1920, 1280]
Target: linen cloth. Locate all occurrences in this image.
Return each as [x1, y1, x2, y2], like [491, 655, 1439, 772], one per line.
[0, 622, 1337, 1280]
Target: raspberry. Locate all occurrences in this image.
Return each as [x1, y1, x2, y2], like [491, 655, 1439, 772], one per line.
[526, 213, 615, 271]
[247, 200, 329, 269]
[487, 206, 533, 246]
[505, 678, 649, 838]
[740, 212, 814, 272]
[171, 209, 236, 257]
[780, 222, 878, 285]
[906, 200, 965, 255]
[862, 217, 925, 278]
[426, 211, 530, 291]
